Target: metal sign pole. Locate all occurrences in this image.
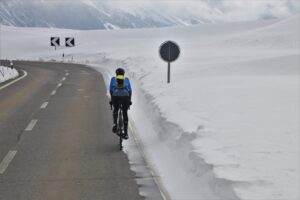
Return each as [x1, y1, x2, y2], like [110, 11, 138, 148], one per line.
[168, 62, 170, 83]
[168, 43, 171, 83]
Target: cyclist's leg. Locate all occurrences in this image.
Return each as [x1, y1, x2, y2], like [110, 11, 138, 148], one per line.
[121, 97, 130, 136]
[112, 97, 119, 132]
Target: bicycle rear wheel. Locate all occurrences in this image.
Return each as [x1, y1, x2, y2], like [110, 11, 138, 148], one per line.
[118, 109, 124, 150]
[119, 134, 123, 150]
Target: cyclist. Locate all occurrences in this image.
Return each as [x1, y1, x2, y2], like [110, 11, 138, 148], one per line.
[109, 68, 132, 139]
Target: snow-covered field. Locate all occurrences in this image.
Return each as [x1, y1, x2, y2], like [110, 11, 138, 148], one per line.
[1, 14, 299, 200]
[0, 65, 18, 84]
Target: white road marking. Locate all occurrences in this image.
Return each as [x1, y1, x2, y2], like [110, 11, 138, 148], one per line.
[51, 90, 56, 95]
[25, 119, 38, 131]
[77, 89, 85, 91]
[40, 102, 49, 109]
[0, 70, 28, 90]
[57, 83, 62, 87]
[65, 73, 69, 76]
[62, 77, 66, 81]
[0, 150, 17, 174]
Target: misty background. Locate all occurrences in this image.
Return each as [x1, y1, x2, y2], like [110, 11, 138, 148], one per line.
[0, 0, 299, 30]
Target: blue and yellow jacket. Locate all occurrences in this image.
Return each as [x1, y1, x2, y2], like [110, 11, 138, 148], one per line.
[109, 76, 132, 98]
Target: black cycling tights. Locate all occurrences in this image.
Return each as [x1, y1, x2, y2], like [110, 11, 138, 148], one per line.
[113, 103, 128, 129]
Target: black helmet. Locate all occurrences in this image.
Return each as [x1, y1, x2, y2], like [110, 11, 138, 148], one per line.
[116, 68, 125, 75]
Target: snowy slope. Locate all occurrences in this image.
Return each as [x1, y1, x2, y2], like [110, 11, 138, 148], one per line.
[0, 14, 299, 200]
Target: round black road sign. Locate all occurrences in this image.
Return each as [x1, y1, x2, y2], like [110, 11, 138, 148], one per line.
[159, 41, 180, 63]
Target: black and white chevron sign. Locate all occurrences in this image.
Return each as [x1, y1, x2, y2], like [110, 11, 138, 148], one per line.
[50, 37, 60, 47]
[65, 37, 75, 47]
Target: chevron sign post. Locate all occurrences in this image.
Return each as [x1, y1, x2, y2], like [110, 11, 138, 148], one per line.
[65, 37, 75, 47]
[50, 37, 60, 50]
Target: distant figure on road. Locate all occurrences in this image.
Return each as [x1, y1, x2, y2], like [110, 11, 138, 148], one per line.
[109, 68, 132, 139]
[10, 60, 14, 69]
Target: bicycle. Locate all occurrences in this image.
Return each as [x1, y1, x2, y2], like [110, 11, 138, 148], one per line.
[110, 101, 125, 150]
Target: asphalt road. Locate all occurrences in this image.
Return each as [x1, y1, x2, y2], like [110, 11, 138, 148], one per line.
[0, 61, 144, 200]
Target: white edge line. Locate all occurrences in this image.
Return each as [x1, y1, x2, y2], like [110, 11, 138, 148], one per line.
[0, 70, 28, 90]
[128, 120, 170, 200]
[40, 102, 49, 109]
[25, 119, 38, 131]
[0, 150, 17, 174]
[58, 83, 62, 87]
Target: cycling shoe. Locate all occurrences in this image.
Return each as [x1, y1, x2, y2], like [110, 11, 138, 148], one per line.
[112, 124, 117, 133]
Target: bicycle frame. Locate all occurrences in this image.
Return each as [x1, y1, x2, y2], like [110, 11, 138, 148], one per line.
[110, 100, 128, 150]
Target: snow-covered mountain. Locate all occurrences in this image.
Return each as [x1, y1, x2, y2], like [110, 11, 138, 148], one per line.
[0, 0, 204, 30]
[1, 0, 298, 30]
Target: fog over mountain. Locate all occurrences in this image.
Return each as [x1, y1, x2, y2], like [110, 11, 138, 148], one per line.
[0, 0, 299, 30]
